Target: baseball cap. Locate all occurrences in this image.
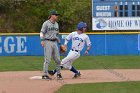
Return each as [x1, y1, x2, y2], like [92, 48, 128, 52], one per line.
[77, 22, 87, 30]
[50, 10, 60, 16]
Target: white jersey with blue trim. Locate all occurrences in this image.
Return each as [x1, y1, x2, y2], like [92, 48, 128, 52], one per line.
[64, 31, 91, 51]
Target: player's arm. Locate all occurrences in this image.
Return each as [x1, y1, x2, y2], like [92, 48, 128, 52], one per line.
[56, 37, 61, 45]
[85, 45, 91, 55]
[63, 33, 73, 50]
[85, 36, 91, 55]
[64, 32, 73, 47]
[40, 22, 47, 47]
[56, 24, 61, 45]
[56, 33, 61, 45]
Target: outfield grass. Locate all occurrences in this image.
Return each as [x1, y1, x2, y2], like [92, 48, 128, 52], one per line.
[0, 55, 140, 71]
[56, 81, 140, 93]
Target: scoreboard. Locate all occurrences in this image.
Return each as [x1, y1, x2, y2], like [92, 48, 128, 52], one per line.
[92, 0, 140, 30]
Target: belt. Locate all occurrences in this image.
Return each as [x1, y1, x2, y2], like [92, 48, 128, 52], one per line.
[45, 39, 57, 41]
[72, 49, 79, 52]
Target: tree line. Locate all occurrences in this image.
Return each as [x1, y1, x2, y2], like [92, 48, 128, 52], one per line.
[0, 0, 92, 33]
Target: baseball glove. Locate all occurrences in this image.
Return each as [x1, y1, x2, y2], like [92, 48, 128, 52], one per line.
[60, 45, 67, 54]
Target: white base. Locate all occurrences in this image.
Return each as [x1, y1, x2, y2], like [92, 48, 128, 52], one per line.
[29, 76, 42, 80]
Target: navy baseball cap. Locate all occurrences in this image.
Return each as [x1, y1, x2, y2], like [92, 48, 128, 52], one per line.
[77, 22, 87, 30]
[50, 10, 60, 16]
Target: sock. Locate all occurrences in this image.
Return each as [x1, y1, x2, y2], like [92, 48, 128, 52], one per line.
[53, 69, 57, 74]
[70, 66, 78, 74]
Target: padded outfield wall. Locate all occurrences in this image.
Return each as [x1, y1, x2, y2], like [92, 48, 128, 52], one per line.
[0, 33, 140, 56]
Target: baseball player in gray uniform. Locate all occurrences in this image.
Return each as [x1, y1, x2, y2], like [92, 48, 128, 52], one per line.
[40, 10, 62, 80]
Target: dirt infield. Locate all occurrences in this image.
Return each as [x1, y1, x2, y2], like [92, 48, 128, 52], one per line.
[0, 69, 140, 93]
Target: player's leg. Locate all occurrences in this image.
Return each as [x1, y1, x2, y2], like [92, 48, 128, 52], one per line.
[66, 63, 81, 79]
[62, 50, 80, 68]
[48, 50, 74, 75]
[52, 43, 63, 80]
[62, 50, 81, 78]
[42, 41, 52, 80]
[49, 50, 80, 78]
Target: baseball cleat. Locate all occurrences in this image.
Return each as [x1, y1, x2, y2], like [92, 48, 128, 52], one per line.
[72, 72, 81, 79]
[48, 70, 55, 76]
[42, 75, 52, 80]
[57, 73, 63, 80]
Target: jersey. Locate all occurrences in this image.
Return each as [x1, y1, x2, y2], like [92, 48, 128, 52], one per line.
[40, 20, 59, 40]
[64, 31, 91, 51]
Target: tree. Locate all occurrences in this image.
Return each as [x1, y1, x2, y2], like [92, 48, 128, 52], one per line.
[0, 0, 92, 33]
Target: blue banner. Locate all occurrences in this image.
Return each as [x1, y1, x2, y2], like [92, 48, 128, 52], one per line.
[0, 35, 43, 56]
[0, 34, 140, 56]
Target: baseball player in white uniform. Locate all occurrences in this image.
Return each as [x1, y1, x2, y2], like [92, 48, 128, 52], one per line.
[48, 22, 91, 78]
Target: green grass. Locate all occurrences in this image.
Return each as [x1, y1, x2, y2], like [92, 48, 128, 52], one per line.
[56, 81, 140, 93]
[74, 55, 140, 69]
[0, 56, 140, 93]
[0, 56, 44, 71]
[0, 55, 140, 71]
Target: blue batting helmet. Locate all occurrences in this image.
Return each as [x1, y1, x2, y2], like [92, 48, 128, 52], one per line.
[77, 22, 87, 30]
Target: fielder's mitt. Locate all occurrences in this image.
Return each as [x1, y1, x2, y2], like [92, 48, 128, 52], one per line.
[60, 45, 67, 54]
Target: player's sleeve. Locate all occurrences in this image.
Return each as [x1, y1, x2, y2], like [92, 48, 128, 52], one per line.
[85, 36, 91, 46]
[64, 32, 73, 45]
[40, 22, 48, 41]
